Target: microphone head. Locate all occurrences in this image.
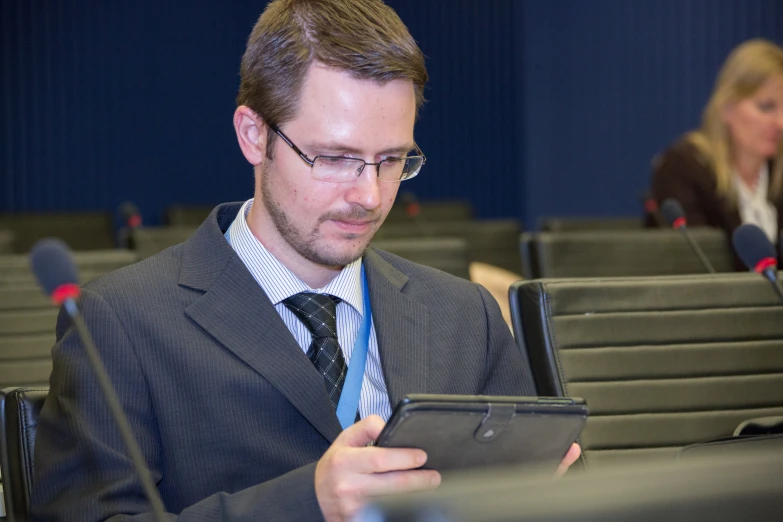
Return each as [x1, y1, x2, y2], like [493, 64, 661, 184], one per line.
[399, 191, 420, 217]
[732, 224, 777, 273]
[29, 238, 81, 305]
[661, 199, 686, 229]
[119, 201, 142, 228]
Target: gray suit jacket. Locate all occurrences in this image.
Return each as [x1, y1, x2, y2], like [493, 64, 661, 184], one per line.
[32, 202, 535, 521]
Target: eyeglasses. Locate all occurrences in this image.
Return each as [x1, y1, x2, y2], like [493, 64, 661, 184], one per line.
[269, 124, 426, 183]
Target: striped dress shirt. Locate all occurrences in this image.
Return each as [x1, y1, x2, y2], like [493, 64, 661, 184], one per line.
[225, 199, 392, 422]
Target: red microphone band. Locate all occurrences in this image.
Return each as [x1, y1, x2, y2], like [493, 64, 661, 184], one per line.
[754, 257, 777, 274]
[406, 203, 421, 217]
[644, 199, 658, 213]
[672, 217, 686, 229]
[51, 283, 81, 306]
[128, 215, 142, 228]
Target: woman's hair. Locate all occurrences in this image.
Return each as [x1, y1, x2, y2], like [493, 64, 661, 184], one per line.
[686, 39, 783, 202]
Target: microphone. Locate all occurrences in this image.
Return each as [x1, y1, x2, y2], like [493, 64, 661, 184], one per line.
[118, 201, 142, 249]
[29, 239, 167, 521]
[661, 198, 716, 274]
[732, 224, 783, 303]
[398, 191, 432, 235]
[398, 191, 421, 217]
[640, 190, 665, 227]
[119, 201, 143, 229]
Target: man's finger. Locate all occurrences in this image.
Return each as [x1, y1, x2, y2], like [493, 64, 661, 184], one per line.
[348, 446, 428, 474]
[555, 443, 582, 477]
[335, 415, 387, 448]
[360, 469, 442, 497]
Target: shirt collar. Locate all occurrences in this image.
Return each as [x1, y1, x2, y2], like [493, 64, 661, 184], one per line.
[735, 163, 770, 203]
[225, 199, 364, 315]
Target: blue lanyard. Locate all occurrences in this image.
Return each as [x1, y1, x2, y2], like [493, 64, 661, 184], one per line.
[335, 264, 372, 429]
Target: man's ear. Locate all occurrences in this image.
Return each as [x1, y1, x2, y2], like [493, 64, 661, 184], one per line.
[234, 105, 266, 166]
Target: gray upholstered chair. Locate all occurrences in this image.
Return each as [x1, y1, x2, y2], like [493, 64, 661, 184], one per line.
[510, 273, 783, 467]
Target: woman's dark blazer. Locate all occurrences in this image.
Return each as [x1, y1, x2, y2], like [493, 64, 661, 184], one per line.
[645, 138, 783, 270]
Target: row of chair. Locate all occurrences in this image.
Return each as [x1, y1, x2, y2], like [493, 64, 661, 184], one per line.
[0, 224, 750, 388]
[3, 272, 783, 519]
[136, 223, 736, 282]
[520, 228, 734, 279]
[0, 226, 746, 394]
[134, 221, 734, 282]
[509, 273, 783, 467]
[0, 250, 140, 392]
[0, 213, 116, 253]
[2, 199, 651, 254]
[129, 218, 523, 280]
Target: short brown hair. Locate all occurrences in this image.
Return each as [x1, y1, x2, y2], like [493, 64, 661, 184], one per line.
[237, 0, 428, 159]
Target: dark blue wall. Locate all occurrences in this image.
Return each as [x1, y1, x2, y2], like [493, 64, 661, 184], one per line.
[521, 0, 783, 226]
[2, 1, 783, 227]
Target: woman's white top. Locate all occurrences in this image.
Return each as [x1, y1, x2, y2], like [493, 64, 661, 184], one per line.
[735, 164, 777, 243]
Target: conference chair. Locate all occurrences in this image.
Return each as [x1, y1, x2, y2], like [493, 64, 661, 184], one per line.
[0, 230, 14, 254]
[372, 238, 471, 280]
[0, 386, 48, 522]
[383, 199, 473, 224]
[509, 273, 783, 467]
[131, 226, 197, 260]
[0, 250, 138, 286]
[165, 205, 216, 227]
[538, 216, 643, 232]
[0, 251, 137, 389]
[519, 228, 734, 280]
[375, 219, 523, 274]
[0, 212, 115, 252]
[0, 301, 58, 389]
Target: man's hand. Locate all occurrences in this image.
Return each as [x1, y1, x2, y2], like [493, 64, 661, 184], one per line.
[555, 443, 582, 477]
[315, 415, 442, 522]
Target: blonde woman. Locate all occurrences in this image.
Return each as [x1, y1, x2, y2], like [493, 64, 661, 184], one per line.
[648, 39, 783, 268]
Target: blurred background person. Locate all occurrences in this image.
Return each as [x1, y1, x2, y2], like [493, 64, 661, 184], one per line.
[646, 39, 783, 269]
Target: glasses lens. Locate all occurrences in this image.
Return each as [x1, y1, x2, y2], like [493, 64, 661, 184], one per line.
[312, 157, 365, 182]
[379, 157, 423, 182]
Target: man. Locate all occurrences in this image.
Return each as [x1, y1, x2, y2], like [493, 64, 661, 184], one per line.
[32, 1, 579, 520]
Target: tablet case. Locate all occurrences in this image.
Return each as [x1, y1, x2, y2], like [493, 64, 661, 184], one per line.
[375, 394, 588, 471]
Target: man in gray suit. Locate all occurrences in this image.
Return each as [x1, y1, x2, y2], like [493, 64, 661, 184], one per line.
[32, 1, 579, 521]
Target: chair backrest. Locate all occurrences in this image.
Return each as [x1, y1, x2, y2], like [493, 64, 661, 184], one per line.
[372, 238, 471, 279]
[0, 250, 138, 286]
[0, 289, 58, 389]
[132, 227, 196, 260]
[383, 200, 473, 224]
[510, 274, 783, 467]
[520, 229, 734, 279]
[166, 205, 216, 227]
[0, 212, 115, 252]
[376, 219, 523, 274]
[0, 230, 15, 254]
[0, 251, 135, 389]
[0, 386, 49, 522]
[519, 232, 537, 280]
[539, 216, 643, 232]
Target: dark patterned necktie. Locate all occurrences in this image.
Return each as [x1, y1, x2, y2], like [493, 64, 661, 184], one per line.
[283, 292, 347, 409]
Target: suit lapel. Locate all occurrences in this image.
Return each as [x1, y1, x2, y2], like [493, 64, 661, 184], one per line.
[178, 204, 343, 443]
[364, 249, 430, 409]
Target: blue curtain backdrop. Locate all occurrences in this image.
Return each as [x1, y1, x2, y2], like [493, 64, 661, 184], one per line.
[2, 0, 782, 226]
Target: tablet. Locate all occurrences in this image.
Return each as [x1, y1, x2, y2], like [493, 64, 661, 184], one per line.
[374, 394, 588, 472]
